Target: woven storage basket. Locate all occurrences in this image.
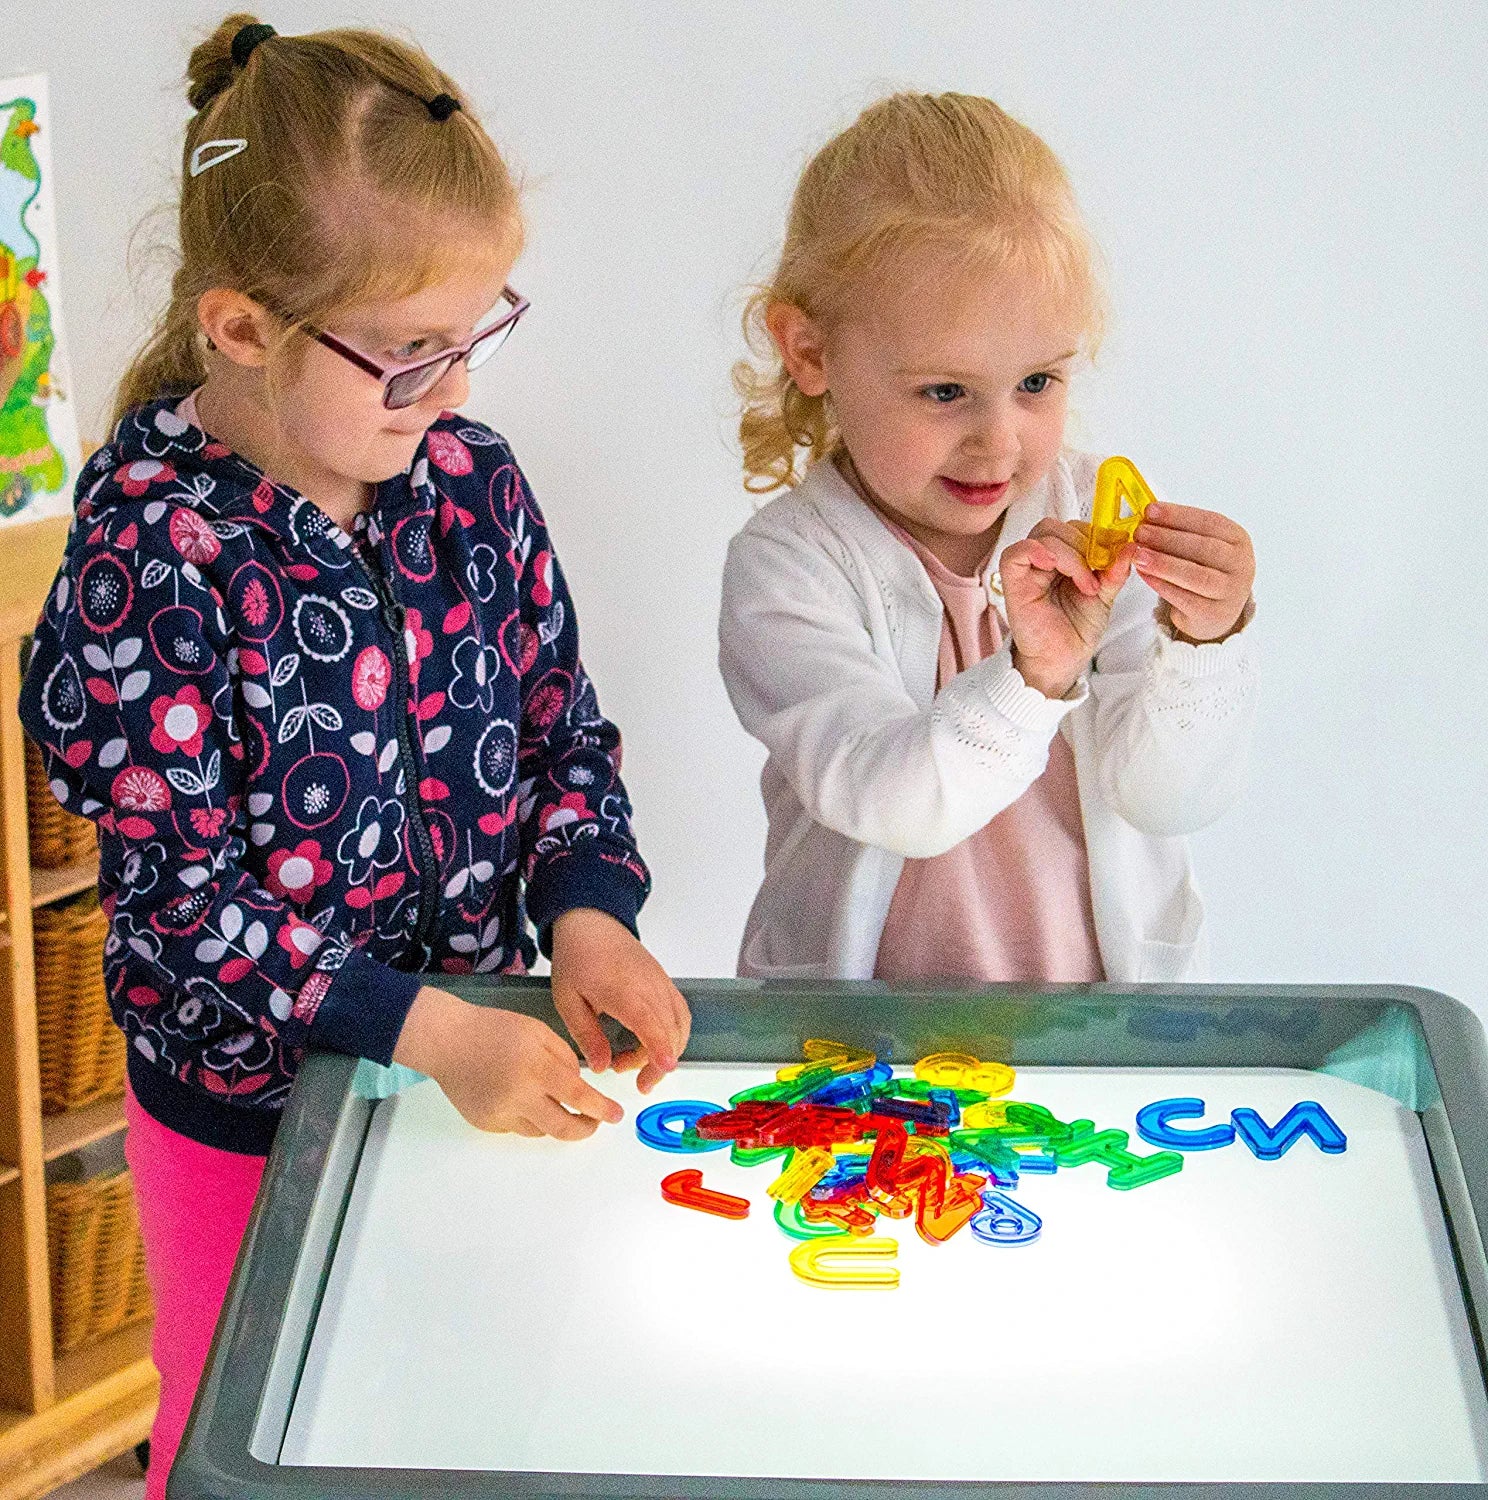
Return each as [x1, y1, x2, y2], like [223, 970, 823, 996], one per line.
[34, 891, 123, 1114]
[24, 734, 96, 869]
[46, 1169, 153, 1356]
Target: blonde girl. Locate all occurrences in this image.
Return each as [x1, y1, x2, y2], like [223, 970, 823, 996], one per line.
[21, 17, 688, 1494]
[721, 92, 1257, 984]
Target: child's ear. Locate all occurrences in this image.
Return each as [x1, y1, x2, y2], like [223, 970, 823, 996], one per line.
[197, 288, 275, 368]
[765, 301, 829, 398]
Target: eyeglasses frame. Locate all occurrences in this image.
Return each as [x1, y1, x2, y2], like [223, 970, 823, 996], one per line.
[297, 285, 530, 409]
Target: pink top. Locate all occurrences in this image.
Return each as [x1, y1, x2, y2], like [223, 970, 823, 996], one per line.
[872, 519, 1105, 984]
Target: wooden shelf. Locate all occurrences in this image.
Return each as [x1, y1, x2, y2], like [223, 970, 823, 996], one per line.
[28, 854, 98, 909]
[0, 525, 154, 1495]
[0, 1323, 155, 1500]
[0, 514, 69, 644]
[42, 1098, 125, 1163]
[53, 1321, 153, 1405]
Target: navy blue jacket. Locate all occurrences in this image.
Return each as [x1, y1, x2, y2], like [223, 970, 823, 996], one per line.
[20, 400, 649, 1153]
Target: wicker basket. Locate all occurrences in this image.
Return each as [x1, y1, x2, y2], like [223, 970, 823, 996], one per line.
[46, 1169, 153, 1356]
[34, 891, 123, 1114]
[24, 734, 96, 869]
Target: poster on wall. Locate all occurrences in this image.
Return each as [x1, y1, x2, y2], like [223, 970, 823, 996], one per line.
[0, 73, 81, 528]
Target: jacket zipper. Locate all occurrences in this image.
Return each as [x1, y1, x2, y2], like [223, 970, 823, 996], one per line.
[356, 553, 442, 961]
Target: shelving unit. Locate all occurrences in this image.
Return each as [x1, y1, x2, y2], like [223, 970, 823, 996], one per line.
[28, 857, 100, 913]
[0, 514, 157, 1500]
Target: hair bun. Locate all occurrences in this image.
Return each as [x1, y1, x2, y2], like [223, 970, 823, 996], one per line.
[231, 21, 276, 67]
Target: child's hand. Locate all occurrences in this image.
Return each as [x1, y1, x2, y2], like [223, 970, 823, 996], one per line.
[1131, 503, 1256, 643]
[393, 986, 624, 1139]
[550, 908, 690, 1095]
[1000, 519, 1134, 699]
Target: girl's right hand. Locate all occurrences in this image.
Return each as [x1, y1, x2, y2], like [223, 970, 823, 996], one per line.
[392, 986, 625, 1139]
[1000, 519, 1135, 699]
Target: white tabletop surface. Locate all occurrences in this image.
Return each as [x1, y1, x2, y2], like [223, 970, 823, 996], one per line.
[278, 1064, 1488, 1483]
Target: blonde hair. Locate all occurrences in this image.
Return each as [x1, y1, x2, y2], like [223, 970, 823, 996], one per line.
[113, 13, 522, 430]
[735, 91, 1106, 493]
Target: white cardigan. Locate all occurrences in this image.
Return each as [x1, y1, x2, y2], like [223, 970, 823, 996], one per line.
[718, 452, 1259, 983]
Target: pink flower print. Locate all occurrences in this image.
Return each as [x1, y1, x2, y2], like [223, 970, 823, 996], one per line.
[292, 970, 331, 1023]
[111, 764, 172, 813]
[403, 608, 433, 684]
[149, 685, 211, 757]
[543, 791, 592, 833]
[351, 645, 391, 711]
[524, 669, 571, 735]
[114, 459, 177, 497]
[266, 839, 333, 904]
[277, 917, 324, 971]
[532, 549, 553, 607]
[427, 429, 474, 476]
[241, 577, 271, 629]
[168, 507, 222, 564]
[189, 805, 228, 839]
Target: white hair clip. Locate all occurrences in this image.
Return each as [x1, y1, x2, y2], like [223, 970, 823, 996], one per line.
[189, 138, 248, 177]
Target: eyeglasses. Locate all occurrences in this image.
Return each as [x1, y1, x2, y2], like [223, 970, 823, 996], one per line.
[302, 285, 529, 410]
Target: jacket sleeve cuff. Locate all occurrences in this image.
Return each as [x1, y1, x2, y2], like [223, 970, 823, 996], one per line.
[527, 851, 647, 958]
[307, 947, 425, 1066]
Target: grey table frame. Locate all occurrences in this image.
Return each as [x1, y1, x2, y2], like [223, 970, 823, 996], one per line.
[170, 980, 1488, 1499]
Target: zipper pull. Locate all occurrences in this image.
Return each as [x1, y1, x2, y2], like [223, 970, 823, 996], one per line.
[372, 578, 404, 636]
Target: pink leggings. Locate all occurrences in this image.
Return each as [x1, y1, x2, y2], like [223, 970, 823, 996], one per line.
[123, 1085, 266, 1500]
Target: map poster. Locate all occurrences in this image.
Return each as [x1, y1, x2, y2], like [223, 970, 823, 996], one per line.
[0, 73, 81, 527]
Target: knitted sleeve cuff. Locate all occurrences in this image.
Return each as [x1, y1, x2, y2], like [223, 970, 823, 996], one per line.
[527, 850, 647, 958]
[307, 947, 426, 1066]
[1154, 596, 1257, 679]
[970, 645, 1089, 732]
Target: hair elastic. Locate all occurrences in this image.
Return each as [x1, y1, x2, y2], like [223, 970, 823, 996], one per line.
[425, 92, 461, 121]
[231, 22, 277, 67]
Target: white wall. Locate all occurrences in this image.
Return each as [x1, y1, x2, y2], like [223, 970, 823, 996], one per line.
[11, 2, 1487, 1011]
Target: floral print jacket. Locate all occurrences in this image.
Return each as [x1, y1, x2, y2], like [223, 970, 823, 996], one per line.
[20, 399, 650, 1153]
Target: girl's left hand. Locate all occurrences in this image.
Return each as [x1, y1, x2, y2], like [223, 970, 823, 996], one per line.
[1132, 503, 1256, 643]
[549, 908, 691, 1094]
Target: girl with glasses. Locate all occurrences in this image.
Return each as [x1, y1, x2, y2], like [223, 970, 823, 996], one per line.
[20, 17, 688, 1496]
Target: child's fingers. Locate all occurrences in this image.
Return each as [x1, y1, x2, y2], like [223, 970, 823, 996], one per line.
[629, 972, 689, 1060]
[635, 1059, 669, 1095]
[605, 983, 681, 1074]
[1016, 528, 1100, 596]
[547, 1063, 624, 1128]
[1133, 520, 1242, 572]
[552, 982, 613, 1073]
[530, 1096, 602, 1142]
[1143, 502, 1248, 542]
[664, 977, 691, 1058]
[1031, 518, 1091, 550]
[1133, 547, 1229, 601]
[611, 1045, 647, 1074]
[1096, 544, 1135, 597]
[1139, 573, 1225, 628]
